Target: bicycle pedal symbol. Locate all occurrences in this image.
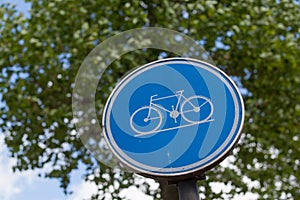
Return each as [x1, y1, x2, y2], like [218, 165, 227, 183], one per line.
[130, 90, 214, 137]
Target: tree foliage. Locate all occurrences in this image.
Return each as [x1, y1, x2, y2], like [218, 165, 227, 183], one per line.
[0, 0, 300, 199]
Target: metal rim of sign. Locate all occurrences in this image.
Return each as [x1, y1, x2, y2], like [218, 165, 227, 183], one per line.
[102, 57, 244, 178]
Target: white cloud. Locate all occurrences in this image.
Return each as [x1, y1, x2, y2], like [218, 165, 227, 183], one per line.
[68, 179, 154, 200]
[120, 186, 153, 200]
[0, 134, 41, 200]
[0, 161, 21, 200]
[0, 135, 25, 199]
[0, 135, 20, 200]
[68, 181, 98, 200]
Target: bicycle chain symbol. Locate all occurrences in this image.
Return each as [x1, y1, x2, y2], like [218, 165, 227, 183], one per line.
[130, 90, 214, 137]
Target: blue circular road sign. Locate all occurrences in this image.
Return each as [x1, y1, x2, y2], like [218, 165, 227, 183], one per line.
[102, 58, 244, 178]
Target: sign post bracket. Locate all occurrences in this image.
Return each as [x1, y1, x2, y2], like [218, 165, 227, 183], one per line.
[170, 174, 205, 200]
[177, 178, 200, 200]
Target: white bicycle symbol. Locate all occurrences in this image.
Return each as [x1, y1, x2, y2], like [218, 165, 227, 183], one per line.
[130, 90, 214, 136]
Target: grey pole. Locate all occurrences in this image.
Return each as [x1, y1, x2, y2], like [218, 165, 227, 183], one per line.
[177, 178, 200, 200]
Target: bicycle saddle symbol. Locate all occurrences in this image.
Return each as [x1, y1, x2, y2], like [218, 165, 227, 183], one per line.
[130, 90, 214, 137]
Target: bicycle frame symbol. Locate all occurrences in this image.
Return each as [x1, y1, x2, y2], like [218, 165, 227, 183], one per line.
[130, 90, 214, 137]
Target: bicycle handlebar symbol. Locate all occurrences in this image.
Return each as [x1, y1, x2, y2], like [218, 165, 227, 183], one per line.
[130, 90, 214, 137]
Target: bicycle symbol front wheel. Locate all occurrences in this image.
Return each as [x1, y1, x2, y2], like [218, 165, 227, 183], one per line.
[130, 106, 163, 135]
[181, 96, 213, 124]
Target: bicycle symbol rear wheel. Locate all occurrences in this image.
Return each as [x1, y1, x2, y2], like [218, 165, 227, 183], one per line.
[181, 96, 213, 124]
[130, 106, 163, 135]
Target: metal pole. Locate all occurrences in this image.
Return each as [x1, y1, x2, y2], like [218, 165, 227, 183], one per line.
[177, 178, 200, 200]
[159, 179, 179, 200]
